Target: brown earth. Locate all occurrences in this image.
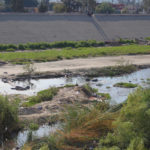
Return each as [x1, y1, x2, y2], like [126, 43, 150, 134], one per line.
[0, 55, 150, 77]
[19, 86, 102, 124]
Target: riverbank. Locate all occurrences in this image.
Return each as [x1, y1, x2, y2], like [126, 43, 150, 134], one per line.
[0, 54, 150, 77]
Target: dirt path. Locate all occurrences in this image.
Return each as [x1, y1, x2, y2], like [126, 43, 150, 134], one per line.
[0, 55, 150, 76]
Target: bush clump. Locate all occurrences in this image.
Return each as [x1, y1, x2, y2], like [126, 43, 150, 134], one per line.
[45, 102, 117, 150]
[0, 96, 19, 142]
[118, 38, 136, 44]
[0, 40, 105, 51]
[95, 88, 150, 150]
[29, 123, 39, 131]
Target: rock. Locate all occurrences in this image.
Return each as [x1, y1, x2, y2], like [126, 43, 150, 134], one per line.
[92, 79, 98, 82]
[92, 93, 98, 97]
[11, 86, 30, 91]
[37, 106, 42, 110]
[37, 116, 47, 124]
[0, 61, 6, 66]
[86, 78, 91, 81]
[19, 107, 42, 115]
[2, 78, 9, 83]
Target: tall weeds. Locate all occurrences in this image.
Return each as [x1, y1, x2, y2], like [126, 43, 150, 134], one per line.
[46, 102, 118, 150]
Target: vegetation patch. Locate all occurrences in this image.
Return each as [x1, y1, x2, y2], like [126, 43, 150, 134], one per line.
[96, 88, 150, 150]
[64, 84, 76, 88]
[86, 64, 137, 77]
[145, 37, 150, 41]
[0, 40, 105, 51]
[114, 82, 138, 88]
[98, 93, 111, 100]
[0, 39, 136, 52]
[24, 88, 150, 150]
[22, 87, 58, 107]
[29, 123, 39, 131]
[82, 84, 98, 97]
[0, 96, 19, 142]
[24, 102, 118, 150]
[0, 45, 150, 64]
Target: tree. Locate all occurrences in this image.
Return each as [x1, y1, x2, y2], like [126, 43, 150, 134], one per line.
[96, 2, 115, 14]
[61, 0, 96, 12]
[143, 0, 150, 13]
[4, 0, 11, 6]
[4, 0, 11, 10]
[11, 0, 24, 12]
[24, 0, 38, 7]
[38, 0, 48, 12]
[61, 0, 76, 12]
[74, 0, 96, 13]
[53, 3, 66, 13]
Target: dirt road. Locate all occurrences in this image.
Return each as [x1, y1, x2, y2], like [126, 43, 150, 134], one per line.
[0, 55, 150, 76]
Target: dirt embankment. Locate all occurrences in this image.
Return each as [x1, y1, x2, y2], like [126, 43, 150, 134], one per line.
[19, 86, 102, 124]
[0, 55, 150, 78]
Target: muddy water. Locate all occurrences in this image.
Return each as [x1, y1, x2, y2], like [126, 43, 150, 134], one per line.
[0, 68, 150, 104]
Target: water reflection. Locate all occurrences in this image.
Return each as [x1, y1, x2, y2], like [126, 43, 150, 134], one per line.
[0, 68, 150, 103]
[16, 123, 59, 148]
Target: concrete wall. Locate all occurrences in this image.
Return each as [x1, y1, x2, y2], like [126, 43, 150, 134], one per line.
[0, 14, 150, 44]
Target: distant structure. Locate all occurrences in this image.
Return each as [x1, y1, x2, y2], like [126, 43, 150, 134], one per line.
[24, 0, 39, 12]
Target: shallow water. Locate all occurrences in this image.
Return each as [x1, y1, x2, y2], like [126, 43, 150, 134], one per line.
[0, 68, 150, 103]
[16, 123, 59, 148]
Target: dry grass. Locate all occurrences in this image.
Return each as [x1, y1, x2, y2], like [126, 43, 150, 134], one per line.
[54, 104, 118, 149]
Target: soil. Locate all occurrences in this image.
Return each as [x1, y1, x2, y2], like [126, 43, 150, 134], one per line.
[19, 86, 102, 123]
[0, 55, 150, 78]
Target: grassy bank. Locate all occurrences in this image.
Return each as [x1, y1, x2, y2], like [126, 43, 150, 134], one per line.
[0, 45, 150, 64]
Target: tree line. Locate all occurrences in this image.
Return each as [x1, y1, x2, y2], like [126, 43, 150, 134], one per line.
[4, 0, 150, 13]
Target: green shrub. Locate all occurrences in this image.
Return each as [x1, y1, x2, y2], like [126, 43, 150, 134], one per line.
[96, 88, 150, 150]
[29, 123, 39, 131]
[18, 44, 26, 50]
[0, 40, 106, 52]
[40, 144, 49, 150]
[145, 37, 150, 41]
[118, 38, 136, 44]
[0, 96, 19, 140]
